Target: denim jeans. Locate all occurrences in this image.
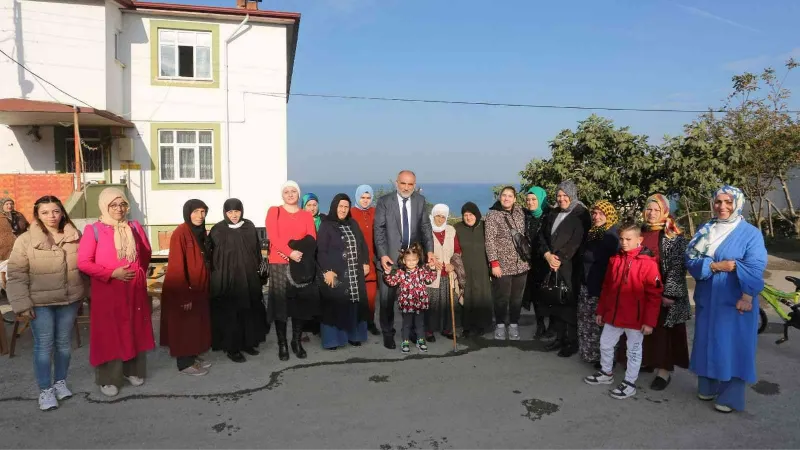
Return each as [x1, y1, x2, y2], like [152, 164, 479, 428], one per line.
[30, 303, 80, 390]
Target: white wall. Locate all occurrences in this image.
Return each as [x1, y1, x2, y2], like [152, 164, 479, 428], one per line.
[0, 0, 108, 108]
[0, 125, 56, 173]
[120, 12, 289, 227]
[104, 1, 124, 115]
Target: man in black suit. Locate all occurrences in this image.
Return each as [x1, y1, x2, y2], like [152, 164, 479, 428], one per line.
[374, 170, 436, 349]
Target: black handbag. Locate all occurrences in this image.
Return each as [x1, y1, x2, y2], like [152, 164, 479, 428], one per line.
[502, 214, 533, 262]
[258, 237, 270, 285]
[540, 269, 570, 306]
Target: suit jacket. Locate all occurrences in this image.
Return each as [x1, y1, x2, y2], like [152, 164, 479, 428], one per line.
[374, 191, 434, 273]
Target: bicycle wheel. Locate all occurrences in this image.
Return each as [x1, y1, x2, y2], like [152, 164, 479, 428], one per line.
[758, 308, 768, 334]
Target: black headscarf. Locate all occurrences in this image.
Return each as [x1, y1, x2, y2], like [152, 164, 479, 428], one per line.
[325, 193, 351, 224]
[223, 198, 245, 225]
[461, 202, 482, 228]
[183, 199, 209, 247]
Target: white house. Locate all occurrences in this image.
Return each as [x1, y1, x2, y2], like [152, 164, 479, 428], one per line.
[0, 0, 300, 250]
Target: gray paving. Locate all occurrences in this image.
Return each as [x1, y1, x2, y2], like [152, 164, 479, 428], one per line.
[2, 258, 800, 448]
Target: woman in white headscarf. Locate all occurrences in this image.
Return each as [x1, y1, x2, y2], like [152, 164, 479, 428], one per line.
[265, 181, 318, 361]
[425, 204, 463, 341]
[77, 187, 153, 397]
[686, 185, 767, 413]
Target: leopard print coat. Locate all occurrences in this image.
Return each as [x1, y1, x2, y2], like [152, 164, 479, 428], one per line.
[657, 232, 692, 327]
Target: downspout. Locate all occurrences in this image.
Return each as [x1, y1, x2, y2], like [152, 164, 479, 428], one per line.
[225, 14, 249, 197]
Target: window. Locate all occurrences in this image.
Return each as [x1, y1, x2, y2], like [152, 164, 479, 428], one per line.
[158, 29, 212, 80]
[158, 129, 214, 183]
[65, 130, 104, 174]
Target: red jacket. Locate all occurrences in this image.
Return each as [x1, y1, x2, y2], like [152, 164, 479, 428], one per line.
[596, 246, 662, 330]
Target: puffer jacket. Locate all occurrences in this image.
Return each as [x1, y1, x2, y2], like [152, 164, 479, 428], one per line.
[484, 202, 530, 276]
[596, 245, 662, 330]
[6, 222, 87, 313]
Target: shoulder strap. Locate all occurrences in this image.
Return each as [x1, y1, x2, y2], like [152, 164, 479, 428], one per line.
[502, 212, 519, 234]
[92, 223, 99, 242]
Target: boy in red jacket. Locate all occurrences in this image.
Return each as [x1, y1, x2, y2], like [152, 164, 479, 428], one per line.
[584, 220, 662, 399]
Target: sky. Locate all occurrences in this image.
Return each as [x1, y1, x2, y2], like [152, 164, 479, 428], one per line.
[171, 0, 800, 184]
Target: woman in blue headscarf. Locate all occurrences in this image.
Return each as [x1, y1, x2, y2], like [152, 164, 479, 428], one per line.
[350, 184, 380, 335]
[301, 193, 325, 231]
[686, 185, 767, 413]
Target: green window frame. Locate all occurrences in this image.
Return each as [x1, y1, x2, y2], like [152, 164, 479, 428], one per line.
[150, 19, 220, 89]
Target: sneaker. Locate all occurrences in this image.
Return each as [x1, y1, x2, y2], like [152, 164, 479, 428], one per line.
[584, 371, 614, 385]
[494, 324, 507, 340]
[416, 338, 428, 353]
[38, 388, 58, 411]
[196, 358, 212, 369]
[714, 404, 733, 413]
[697, 393, 716, 401]
[180, 364, 209, 377]
[124, 376, 144, 387]
[508, 324, 520, 341]
[53, 380, 73, 401]
[100, 385, 119, 397]
[401, 340, 411, 353]
[609, 381, 637, 399]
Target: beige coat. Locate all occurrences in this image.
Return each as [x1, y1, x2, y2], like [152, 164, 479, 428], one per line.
[428, 225, 456, 289]
[7, 222, 87, 313]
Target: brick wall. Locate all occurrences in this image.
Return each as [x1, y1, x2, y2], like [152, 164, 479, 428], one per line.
[0, 174, 75, 219]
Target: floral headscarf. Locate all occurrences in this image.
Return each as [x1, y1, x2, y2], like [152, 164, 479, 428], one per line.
[687, 185, 745, 260]
[643, 193, 681, 239]
[588, 200, 618, 241]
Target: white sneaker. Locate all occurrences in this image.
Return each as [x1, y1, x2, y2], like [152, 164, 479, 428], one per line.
[609, 381, 637, 399]
[508, 324, 520, 340]
[124, 376, 144, 387]
[53, 380, 73, 401]
[100, 385, 119, 397]
[38, 388, 58, 411]
[714, 404, 733, 413]
[584, 371, 614, 385]
[494, 324, 507, 340]
[196, 358, 212, 369]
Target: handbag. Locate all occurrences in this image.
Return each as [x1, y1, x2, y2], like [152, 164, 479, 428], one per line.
[540, 269, 570, 306]
[502, 214, 533, 262]
[258, 258, 269, 285]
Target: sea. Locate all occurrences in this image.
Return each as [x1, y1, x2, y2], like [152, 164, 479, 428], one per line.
[301, 183, 501, 214]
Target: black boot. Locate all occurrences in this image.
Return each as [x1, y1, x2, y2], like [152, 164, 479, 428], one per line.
[367, 322, 381, 336]
[276, 321, 290, 361]
[291, 320, 307, 359]
[544, 340, 562, 352]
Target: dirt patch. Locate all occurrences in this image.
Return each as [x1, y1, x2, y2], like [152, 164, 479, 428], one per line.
[521, 398, 559, 422]
[751, 380, 781, 396]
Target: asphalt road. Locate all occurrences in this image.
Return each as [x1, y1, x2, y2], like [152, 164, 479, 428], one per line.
[1, 305, 799, 449]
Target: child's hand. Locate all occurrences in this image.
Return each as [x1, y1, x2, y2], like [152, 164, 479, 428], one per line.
[641, 325, 653, 335]
[595, 315, 603, 326]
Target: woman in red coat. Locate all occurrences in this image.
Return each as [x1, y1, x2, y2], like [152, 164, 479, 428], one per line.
[350, 184, 380, 335]
[160, 199, 213, 376]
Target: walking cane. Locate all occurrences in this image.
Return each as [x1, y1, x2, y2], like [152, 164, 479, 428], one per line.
[449, 276, 458, 351]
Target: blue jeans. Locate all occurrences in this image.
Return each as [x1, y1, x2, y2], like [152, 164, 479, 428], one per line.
[30, 303, 80, 390]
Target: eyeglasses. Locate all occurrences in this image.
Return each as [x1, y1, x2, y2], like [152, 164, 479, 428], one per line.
[109, 203, 129, 210]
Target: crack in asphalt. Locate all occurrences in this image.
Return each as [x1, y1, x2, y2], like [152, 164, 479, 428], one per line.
[0, 336, 550, 404]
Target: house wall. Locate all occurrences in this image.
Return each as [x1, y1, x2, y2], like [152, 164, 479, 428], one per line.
[0, 0, 109, 109]
[0, 125, 57, 173]
[119, 12, 289, 244]
[105, 1, 125, 115]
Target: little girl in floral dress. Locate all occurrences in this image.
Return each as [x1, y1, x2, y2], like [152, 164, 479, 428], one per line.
[384, 243, 438, 353]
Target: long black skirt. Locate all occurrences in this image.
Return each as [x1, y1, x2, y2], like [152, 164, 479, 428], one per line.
[210, 294, 268, 352]
[267, 263, 320, 323]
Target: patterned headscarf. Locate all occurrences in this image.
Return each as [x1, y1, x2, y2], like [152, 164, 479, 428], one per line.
[353, 185, 374, 210]
[687, 185, 745, 260]
[588, 200, 619, 241]
[526, 186, 547, 218]
[643, 193, 682, 239]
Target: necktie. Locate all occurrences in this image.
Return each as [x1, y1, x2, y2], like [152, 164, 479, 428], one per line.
[402, 197, 410, 249]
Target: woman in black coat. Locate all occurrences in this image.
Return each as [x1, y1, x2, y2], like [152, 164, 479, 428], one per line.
[538, 180, 590, 358]
[317, 194, 371, 350]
